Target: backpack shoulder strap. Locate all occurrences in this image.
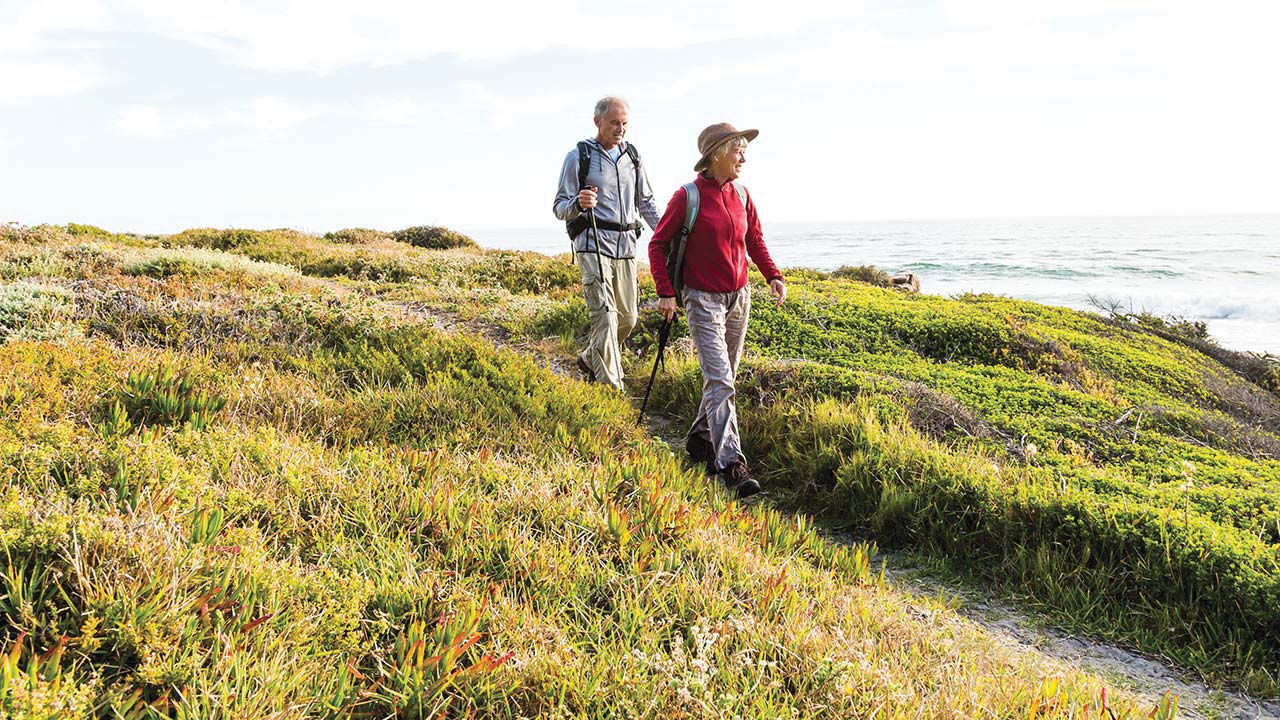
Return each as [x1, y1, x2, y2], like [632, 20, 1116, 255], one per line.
[681, 182, 700, 236]
[734, 182, 747, 207]
[576, 141, 592, 190]
[666, 181, 702, 305]
[625, 143, 644, 206]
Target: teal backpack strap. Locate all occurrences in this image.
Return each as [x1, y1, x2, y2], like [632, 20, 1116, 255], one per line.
[666, 182, 700, 304]
[681, 181, 700, 235]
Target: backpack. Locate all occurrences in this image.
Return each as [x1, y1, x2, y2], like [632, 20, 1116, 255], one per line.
[564, 141, 645, 239]
[665, 181, 747, 305]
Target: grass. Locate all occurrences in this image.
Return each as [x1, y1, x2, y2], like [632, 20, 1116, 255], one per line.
[0, 221, 1206, 717]
[636, 275, 1280, 696]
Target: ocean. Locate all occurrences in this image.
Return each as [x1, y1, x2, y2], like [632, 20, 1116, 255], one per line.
[462, 215, 1280, 355]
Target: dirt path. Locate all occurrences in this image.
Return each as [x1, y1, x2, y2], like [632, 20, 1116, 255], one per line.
[879, 552, 1280, 720]
[379, 293, 1279, 720]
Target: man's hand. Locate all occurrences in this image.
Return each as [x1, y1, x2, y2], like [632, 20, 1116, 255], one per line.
[657, 296, 678, 322]
[577, 187, 598, 210]
[770, 278, 787, 306]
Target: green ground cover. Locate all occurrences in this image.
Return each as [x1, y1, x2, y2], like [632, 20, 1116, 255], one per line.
[638, 273, 1280, 695]
[0, 223, 1169, 718]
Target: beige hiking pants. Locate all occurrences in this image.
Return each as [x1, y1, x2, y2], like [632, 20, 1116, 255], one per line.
[576, 253, 638, 390]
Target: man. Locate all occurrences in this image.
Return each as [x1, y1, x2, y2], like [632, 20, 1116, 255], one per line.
[553, 96, 661, 391]
[648, 122, 785, 497]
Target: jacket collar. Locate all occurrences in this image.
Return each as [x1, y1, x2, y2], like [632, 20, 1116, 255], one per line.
[696, 172, 735, 190]
[588, 137, 627, 154]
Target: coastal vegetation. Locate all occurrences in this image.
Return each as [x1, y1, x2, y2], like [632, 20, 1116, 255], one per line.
[2, 221, 1270, 716]
[636, 272, 1280, 696]
[383, 228, 1279, 696]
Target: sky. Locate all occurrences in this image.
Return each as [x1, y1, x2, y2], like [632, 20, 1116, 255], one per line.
[2, 0, 1278, 235]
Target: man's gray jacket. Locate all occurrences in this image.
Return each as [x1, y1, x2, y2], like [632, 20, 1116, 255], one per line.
[553, 138, 661, 259]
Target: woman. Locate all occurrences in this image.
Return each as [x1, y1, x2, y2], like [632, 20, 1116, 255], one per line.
[648, 123, 786, 497]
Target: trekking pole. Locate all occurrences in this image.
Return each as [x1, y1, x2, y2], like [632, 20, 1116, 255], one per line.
[585, 197, 611, 312]
[588, 206, 602, 273]
[638, 316, 673, 424]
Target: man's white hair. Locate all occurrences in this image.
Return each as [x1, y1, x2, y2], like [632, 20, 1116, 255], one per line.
[594, 96, 629, 120]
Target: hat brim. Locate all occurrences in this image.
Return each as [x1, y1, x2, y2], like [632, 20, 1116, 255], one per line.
[694, 128, 759, 172]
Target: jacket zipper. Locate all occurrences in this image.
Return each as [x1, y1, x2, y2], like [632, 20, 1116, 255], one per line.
[589, 139, 632, 259]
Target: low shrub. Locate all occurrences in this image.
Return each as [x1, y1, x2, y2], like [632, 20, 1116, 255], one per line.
[323, 228, 391, 244]
[122, 247, 300, 279]
[392, 225, 478, 250]
[900, 381, 994, 441]
[1132, 311, 1211, 343]
[830, 264, 892, 287]
[1091, 297, 1280, 395]
[66, 223, 113, 238]
[168, 228, 276, 251]
[0, 281, 80, 342]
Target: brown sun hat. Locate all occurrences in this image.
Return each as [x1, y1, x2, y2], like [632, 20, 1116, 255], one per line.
[694, 122, 759, 172]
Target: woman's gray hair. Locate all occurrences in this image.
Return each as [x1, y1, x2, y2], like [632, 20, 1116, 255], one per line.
[711, 136, 749, 162]
[594, 96, 629, 120]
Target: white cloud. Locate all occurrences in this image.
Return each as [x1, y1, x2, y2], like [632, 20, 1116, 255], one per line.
[116, 104, 212, 138]
[0, 0, 107, 55]
[661, 0, 1276, 113]
[941, 0, 1164, 28]
[462, 84, 585, 129]
[0, 0, 107, 103]
[633, 9, 1177, 111]
[730, 1, 1280, 221]
[0, 61, 99, 105]
[1154, 3, 1280, 113]
[367, 97, 426, 124]
[6, 1, 1278, 225]
[932, 0, 1278, 113]
[105, 0, 866, 73]
[116, 95, 441, 138]
[633, 49, 824, 106]
[629, 30, 952, 110]
[223, 97, 322, 134]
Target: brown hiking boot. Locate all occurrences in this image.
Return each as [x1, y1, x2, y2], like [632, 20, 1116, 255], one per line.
[576, 356, 596, 383]
[721, 461, 761, 498]
[685, 433, 712, 464]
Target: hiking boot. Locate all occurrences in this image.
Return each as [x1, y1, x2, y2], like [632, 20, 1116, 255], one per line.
[685, 433, 713, 464]
[576, 356, 596, 383]
[721, 461, 761, 498]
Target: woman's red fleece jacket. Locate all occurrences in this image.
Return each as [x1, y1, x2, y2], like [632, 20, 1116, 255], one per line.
[647, 174, 783, 297]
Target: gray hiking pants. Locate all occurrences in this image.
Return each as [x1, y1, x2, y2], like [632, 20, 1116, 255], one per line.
[683, 285, 751, 471]
[577, 253, 638, 391]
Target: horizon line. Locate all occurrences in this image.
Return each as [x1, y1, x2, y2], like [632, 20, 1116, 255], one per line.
[5, 210, 1278, 238]
[463, 210, 1280, 231]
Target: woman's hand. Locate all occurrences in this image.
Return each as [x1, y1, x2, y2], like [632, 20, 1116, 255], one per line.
[657, 296, 678, 322]
[769, 278, 787, 306]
